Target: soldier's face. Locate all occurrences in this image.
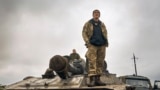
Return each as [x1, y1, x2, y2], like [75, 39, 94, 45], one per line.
[93, 11, 100, 19]
[73, 50, 76, 53]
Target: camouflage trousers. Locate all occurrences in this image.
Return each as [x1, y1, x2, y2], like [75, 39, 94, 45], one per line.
[86, 44, 106, 76]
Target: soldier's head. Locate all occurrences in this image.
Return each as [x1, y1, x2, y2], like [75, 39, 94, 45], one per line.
[72, 49, 76, 53]
[49, 55, 68, 79]
[92, 9, 100, 20]
[49, 55, 67, 72]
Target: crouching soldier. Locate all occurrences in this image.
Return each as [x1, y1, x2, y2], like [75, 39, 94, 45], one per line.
[43, 55, 86, 79]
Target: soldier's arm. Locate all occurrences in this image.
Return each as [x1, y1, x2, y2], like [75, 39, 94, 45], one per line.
[77, 54, 80, 59]
[102, 23, 109, 47]
[102, 22, 108, 38]
[82, 22, 89, 44]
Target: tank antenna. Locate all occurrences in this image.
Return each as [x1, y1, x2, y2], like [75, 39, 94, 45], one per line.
[132, 53, 138, 76]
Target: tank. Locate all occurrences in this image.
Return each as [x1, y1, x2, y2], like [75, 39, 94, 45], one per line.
[5, 55, 133, 90]
[5, 73, 133, 90]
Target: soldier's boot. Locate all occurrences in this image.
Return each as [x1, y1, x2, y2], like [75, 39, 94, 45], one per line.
[88, 76, 96, 87]
[95, 75, 106, 86]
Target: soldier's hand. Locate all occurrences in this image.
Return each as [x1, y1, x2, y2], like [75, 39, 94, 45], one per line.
[105, 39, 109, 47]
[106, 43, 109, 47]
[85, 43, 91, 48]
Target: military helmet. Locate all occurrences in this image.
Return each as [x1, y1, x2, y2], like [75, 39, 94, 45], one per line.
[49, 55, 68, 72]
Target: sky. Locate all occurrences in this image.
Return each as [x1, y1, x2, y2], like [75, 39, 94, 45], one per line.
[0, 0, 160, 85]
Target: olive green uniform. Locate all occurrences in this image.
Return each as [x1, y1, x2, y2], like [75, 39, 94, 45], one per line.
[70, 53, 80, 60]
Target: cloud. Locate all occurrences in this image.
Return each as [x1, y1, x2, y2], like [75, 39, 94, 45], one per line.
[0, 0, 160, 85]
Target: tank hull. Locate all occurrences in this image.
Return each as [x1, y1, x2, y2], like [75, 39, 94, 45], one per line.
[6, 74, 127, 90]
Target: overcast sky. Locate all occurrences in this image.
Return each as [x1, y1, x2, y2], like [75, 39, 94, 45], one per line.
[0, 0, 160, 85]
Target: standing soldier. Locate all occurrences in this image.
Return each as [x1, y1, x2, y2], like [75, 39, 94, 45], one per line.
[82, 9, 109, 87]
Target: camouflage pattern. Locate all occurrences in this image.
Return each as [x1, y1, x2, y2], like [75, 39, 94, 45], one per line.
[82, 20, 108, 76]
[82, 20, 108, 47]
[86, 44, 106, 76]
